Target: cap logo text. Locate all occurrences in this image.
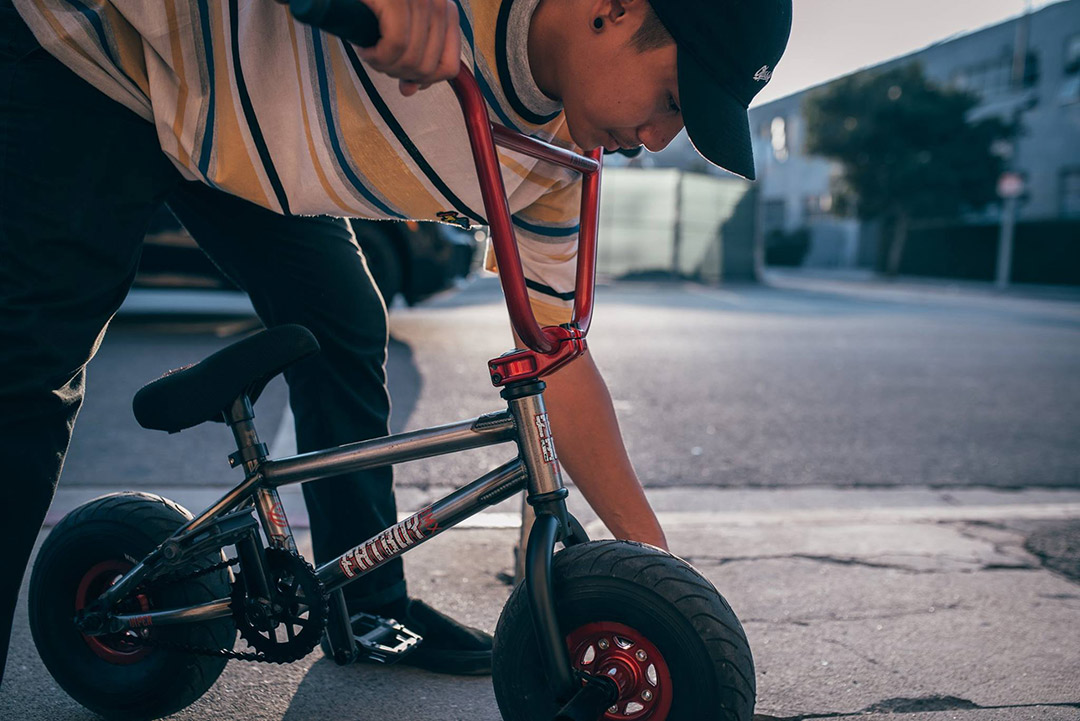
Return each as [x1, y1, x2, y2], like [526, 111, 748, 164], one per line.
[753, 65, 773, 83]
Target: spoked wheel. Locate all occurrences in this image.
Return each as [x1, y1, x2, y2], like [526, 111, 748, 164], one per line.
[29, 492, 235, 720]
[493, 541, 755, 721]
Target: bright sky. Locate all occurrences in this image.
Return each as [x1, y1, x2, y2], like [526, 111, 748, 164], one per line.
[752, 0, 1065, 106]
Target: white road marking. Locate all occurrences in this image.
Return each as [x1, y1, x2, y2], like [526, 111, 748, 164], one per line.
[653, 503, 1080, 528]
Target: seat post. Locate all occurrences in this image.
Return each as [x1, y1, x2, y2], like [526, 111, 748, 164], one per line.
[225, 395, 268, 475]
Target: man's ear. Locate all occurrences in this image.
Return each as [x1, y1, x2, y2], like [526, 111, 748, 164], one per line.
[589, 0, 640, 29]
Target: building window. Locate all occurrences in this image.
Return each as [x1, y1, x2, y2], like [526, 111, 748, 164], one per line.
[1065, 33, 1080, 75]
[1021, 51, 1039, 89]
[763, 199, 786, 232]
[770, 117, 788, 163]
[1061, 76, 1080, 105]
[1061, 168, 1080, 217]
[954, 52, 1014, 98]
[802, 194, 833, 222]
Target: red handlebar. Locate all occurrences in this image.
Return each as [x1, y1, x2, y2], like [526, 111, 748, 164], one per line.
[449, 64, 602, 355]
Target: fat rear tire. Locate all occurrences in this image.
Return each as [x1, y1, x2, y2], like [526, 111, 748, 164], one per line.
[29, 492, 235, 720]
[492, 540, 755, 721]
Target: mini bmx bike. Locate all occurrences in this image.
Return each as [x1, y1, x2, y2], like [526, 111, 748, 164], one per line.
[27, 2, 755, 719]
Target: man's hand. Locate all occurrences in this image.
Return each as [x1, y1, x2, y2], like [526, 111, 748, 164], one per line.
[357, 0, 461, 96]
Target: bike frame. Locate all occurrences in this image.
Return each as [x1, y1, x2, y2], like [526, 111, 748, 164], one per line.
[98, 405, 529, 626]
[81, 61, 605, 704]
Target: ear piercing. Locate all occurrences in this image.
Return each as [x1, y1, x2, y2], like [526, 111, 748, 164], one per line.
[593, 17, 604, 29]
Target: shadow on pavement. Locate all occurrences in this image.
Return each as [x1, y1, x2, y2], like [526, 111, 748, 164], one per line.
[282, 656, 500, 721]
[387, 335, 422, 434]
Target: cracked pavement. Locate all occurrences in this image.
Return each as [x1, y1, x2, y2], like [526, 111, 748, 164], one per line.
[6, 487, 1078, 720]
[667, 507, 1080, 719]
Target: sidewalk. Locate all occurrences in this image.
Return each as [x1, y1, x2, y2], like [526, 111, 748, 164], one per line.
[762, 267, 1080, 306]
[7, 485, 1079, 720]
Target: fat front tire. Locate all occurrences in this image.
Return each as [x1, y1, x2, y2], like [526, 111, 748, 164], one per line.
[492, 541, 755, 721]
[29, 492, 235, 720]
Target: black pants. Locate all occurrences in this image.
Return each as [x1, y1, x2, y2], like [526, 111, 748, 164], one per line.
[0, 1, 404, 685]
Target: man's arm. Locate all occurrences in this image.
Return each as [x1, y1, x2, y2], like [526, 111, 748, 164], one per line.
[533, 347, 669, 551]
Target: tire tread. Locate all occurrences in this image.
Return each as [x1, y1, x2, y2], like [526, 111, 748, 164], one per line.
[493, 540, 755, 721]
[29, 492, 232, 720]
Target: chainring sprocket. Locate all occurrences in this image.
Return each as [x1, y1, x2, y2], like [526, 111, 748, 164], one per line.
[231, 548, 327, 663]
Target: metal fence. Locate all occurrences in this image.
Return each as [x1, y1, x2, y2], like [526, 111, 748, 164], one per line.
[597, 168, 755, 282]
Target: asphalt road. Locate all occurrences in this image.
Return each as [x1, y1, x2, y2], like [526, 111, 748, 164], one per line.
[62, 274, 1080, 492]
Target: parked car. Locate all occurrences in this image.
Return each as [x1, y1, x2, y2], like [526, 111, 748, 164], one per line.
[136, 206, 481, 305]
[351, 218, 479, 306]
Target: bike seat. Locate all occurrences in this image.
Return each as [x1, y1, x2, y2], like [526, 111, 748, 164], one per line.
[132, 324, 319, 433]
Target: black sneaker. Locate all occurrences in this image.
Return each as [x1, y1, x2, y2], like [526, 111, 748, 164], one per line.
[326, 598, 493, 676]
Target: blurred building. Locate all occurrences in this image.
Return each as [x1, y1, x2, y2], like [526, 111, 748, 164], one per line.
[731, 0, 1080, 281]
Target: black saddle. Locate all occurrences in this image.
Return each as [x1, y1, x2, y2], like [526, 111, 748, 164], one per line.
[133, 324, 320, 433]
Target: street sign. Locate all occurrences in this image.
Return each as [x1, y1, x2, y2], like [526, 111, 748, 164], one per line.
[997, 171, 1024, 199]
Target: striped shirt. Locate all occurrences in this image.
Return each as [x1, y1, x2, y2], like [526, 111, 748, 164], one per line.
[13, 0, 581, 324]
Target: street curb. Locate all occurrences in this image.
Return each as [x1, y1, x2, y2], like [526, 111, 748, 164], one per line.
[45, 485, 1080, 531]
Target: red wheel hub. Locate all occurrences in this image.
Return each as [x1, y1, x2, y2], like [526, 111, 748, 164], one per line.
[566, 621, 673, 720]
[74, 559, 152, 664]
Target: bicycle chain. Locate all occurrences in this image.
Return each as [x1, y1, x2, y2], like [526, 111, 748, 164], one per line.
[148, 556, 236, 593]
[121, 550, 326, 664]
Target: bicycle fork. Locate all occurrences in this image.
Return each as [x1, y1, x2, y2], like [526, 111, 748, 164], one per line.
[503, 381, 618, 719]
[503, 381, 574, 689]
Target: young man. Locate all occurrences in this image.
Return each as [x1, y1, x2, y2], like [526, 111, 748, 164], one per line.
[0, 0, 791, 684]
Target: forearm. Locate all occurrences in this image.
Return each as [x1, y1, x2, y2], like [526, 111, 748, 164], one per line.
[540, 350, 668, 550]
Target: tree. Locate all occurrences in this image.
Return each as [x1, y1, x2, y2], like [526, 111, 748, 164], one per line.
[804, 63, 1013, 276]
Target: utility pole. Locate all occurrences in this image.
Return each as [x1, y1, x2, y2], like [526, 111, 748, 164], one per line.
[671, 172, 684, 277]
[996, 0, 1032, 289]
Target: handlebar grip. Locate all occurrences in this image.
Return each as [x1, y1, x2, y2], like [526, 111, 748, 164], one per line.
[289, 0, 380, 48]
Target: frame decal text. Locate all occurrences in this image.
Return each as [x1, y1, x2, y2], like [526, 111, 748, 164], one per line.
[339, 507, 437, 578]
[534, 412, 557, 464]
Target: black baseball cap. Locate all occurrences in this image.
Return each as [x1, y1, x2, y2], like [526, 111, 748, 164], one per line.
[647, 0, 793, 180]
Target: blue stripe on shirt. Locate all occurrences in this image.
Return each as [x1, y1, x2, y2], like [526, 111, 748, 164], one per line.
[341, 41, 486, 224]
[513, 216, 580, 237]
[310, 30, 405, 218]
[195, 0, 217, 180]
[61, 0, 117, 67]
[228, 0, 290, 214]
[452, 2, 524, 134]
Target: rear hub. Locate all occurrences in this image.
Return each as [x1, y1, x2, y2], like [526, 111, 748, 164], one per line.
[74, 560, 152, 664]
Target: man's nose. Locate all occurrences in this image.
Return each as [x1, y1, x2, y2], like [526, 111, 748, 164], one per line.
[638, 116, 684, 152]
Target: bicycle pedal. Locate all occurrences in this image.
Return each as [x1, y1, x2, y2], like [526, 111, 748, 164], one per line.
[349, 612, 423, 664]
